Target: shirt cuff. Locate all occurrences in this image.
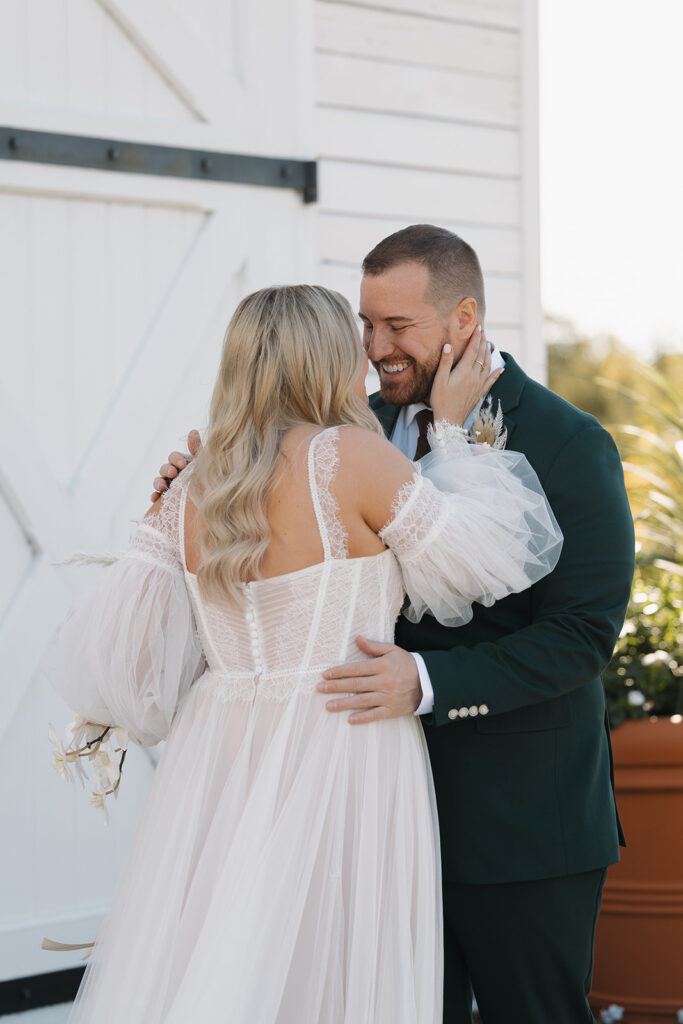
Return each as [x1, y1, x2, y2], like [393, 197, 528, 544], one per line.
[410, 652, 435, 716]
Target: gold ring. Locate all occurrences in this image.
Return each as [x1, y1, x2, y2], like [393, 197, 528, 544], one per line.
[475, 359, 485, 369]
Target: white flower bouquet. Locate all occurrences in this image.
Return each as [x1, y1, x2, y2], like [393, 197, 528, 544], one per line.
[48, 712, 128, 825]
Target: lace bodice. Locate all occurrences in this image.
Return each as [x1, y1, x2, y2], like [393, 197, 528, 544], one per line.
[135, 427, 406, 701]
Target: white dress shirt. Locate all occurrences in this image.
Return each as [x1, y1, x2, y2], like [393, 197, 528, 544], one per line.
[388, 345, 506, 716]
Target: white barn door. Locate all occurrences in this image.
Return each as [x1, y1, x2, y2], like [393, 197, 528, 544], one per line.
[0, 0, 315, 988]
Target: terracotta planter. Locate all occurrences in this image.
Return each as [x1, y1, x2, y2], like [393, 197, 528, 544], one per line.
[590, 716, 683, 1023]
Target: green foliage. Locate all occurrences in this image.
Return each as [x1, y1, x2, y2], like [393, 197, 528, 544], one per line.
[603, 568, 683, 727]
[546, 318, 683, 726]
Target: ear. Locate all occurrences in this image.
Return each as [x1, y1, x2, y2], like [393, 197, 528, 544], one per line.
[453, 297, 478, 336]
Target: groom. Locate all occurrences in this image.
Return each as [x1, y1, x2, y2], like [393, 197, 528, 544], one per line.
[154, 225, 635, 1023]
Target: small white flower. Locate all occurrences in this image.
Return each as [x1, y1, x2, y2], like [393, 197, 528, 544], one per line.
[70, 750, 89, 788]
[48, 723, 74, 783]
[627, 690, 646, 706]
[68, 715, 106, 750]
[93, 753, 118, 793]
[49, 717, 126, 817]
[109, 726, 129, 752]
[90, 791, 110, 826]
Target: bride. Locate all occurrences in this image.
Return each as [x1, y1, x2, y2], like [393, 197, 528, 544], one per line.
[42, 284, 562, 1023]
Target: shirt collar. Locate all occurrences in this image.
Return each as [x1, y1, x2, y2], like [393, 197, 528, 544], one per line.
[403, 401, 430, 430]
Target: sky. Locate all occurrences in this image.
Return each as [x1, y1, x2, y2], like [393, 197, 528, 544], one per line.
[539, 0, 683, 358]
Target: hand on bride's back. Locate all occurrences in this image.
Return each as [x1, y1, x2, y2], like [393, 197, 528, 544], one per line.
[150, 429, 202, 502]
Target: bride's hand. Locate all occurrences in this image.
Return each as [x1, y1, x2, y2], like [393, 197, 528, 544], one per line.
[150, 429, 202, 502]
[430, 325, 502, 426]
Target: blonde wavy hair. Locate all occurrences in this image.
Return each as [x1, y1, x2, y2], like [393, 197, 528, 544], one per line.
[188, 284, 383, 605]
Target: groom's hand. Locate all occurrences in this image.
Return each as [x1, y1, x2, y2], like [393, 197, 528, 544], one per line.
[317, 637, 422, 724]
[150, 429, 202, 502]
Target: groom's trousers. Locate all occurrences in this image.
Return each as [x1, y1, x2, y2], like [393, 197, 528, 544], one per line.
[441, 867, 607, 1024]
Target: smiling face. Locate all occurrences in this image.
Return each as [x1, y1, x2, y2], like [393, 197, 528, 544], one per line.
[359, 262, 475, 406]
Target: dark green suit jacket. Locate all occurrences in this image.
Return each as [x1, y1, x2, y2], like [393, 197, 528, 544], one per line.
[371, 354, 635, 885]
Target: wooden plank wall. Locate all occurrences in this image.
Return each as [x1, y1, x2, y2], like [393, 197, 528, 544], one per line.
[313, 0, 542, 377]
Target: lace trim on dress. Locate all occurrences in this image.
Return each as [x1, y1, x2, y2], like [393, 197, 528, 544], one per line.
[200, 665, 336, 705]
[134, 461, 196, 572]
[127, 526, 184, 576]
[378, 464, 423, 538]
[379, 472, 451, 564]
[426, 419, 469, 450]
[308, 427, 349, 561]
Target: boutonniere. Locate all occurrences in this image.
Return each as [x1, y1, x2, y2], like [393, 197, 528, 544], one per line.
[48, 713, 128, 825]
[469, 398, 507, 449]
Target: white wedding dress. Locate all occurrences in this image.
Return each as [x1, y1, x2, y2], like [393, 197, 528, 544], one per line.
[42, 424, 562, 1023]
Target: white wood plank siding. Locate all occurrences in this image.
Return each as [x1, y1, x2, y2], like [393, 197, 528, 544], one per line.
[317, 0, 520, 30]
[314, 0, 540, 369]
[316, 52, 519, 127]
[315, 108, 520, 176]
[316, 4, 518, 75]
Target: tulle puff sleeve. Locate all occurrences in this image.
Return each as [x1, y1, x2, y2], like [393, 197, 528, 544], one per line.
[378, 420, 563, 627]
[40, 480, 205, 747]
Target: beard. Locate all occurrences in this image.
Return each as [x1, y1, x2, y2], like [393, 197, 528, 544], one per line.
[372, 332, 447, 407]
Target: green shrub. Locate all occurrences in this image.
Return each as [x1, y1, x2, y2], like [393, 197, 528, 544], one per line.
[604, 567, 683, 728]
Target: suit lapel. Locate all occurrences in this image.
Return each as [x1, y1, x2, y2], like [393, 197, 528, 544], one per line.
[486, 352, 527, 448]
[370, 393, 401, 440]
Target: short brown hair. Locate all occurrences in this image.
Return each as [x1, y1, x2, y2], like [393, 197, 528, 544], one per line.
[362, 224, 486, 321]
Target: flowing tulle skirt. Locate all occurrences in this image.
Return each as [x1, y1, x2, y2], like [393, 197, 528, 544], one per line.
[67, 671, 443, 1023]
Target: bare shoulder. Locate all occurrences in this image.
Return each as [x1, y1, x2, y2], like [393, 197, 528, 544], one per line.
[335, 423, 407, 470]
[335, 424, 417, 533]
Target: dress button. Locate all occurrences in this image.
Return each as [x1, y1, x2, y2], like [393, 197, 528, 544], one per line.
[479, 704, 490, 716]
[469, 705, 479, 717]
[447, 709, 457, 720]
[458, 706, 469, 718]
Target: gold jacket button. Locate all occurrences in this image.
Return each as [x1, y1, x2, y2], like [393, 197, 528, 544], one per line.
[448, 708, 458, 720]
[458, 707, 470, 718]
[469, 705, 479, 716]
[479, 704, 490, 716]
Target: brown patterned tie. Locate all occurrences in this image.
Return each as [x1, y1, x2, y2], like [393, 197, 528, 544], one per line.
[412, 408, 434, 461]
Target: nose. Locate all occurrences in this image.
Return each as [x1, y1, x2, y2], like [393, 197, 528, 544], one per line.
[366, 328, 397, 364]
